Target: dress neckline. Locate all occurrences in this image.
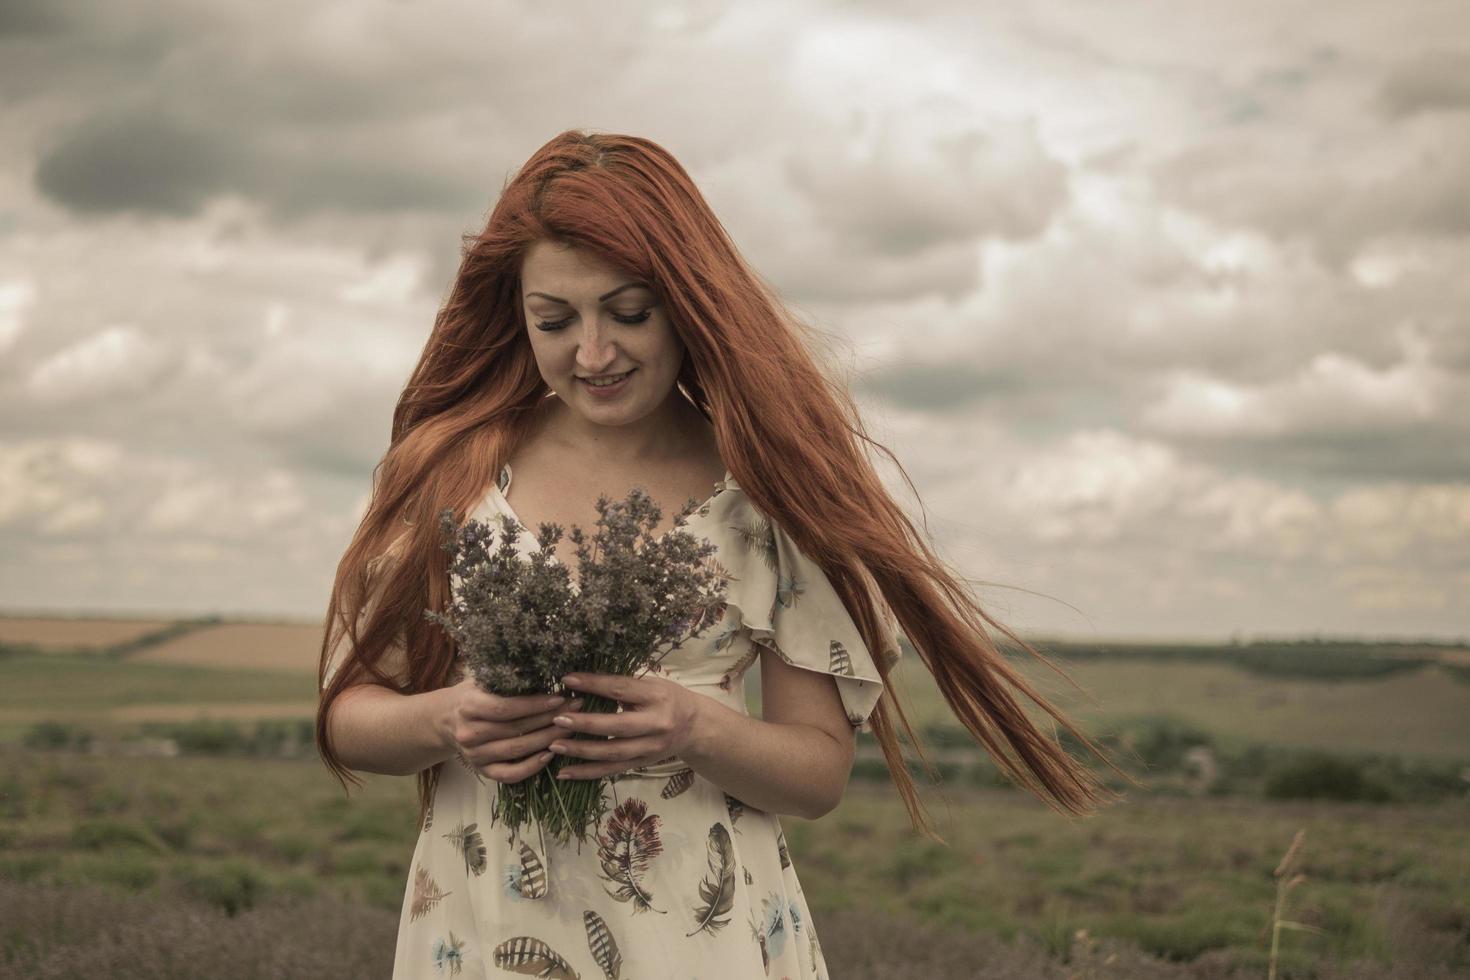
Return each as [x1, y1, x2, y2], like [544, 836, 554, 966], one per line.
[489, 461, 734, 545]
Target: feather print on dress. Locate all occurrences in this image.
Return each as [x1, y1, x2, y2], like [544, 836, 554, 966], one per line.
[717, 644, 760, 692]
[759, 891, 789, 958]
[516, 839, 549, 899]
[747, 908, 769, 973]
[442, 821, 487, 877]
[453, 750, 487, 784]
[595, 796, 666, 914]
[776, 829, 791, 870]
[724, 793, 745, 830]
[491, 935, 580, 979]
[660, 767, 695, 800]
[685, 822, 736, 938]
[410, 864, 451, 922]
[582, 909, 623, 980]
[682, 554, 732, 641]
[430, 929, 466, 976]
[828, 640, 853, 676]
[423, 791, 435, 832]
[732, 515, 778, 574]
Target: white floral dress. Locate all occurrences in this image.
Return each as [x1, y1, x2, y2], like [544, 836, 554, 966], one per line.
[351, 463, 900, 980]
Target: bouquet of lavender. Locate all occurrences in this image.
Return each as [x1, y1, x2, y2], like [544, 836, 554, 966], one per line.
[426, 486, 729, 846]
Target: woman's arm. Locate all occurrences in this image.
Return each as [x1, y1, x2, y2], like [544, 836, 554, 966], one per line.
[683, 645, 857, 819]
[326, 683, 458, 777]
[682, 696, 855, 820]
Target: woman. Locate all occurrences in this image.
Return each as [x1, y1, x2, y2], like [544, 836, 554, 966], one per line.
[316, 131, 1130, 979]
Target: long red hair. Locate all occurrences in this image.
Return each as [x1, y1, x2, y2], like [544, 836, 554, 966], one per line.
[315, 129, 1135, 843]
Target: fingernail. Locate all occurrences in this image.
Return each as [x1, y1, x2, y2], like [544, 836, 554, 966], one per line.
[545, 696, 566, 708]
[563, 675, 580, 686]
[553, 716, 572, 726]
[537, 752, 553, 763]
[567, 699, 585, 711]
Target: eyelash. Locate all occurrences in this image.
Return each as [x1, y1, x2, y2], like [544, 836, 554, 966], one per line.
[535, 310, 653, 331]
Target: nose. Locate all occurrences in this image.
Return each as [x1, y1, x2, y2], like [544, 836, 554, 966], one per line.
[574, 318, 620, 373]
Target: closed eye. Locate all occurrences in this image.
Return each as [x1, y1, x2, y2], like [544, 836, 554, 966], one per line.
[536, 310, 652, 331]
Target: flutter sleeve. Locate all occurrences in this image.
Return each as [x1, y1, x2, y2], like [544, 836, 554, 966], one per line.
[720, 506, 899, 733]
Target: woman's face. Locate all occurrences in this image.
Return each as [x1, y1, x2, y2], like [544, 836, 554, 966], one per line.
[519, 239, 685, 423]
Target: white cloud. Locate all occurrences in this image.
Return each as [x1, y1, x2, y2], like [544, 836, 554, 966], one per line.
[144, 462, 306, 533]
[26, 324, 175, 403]
[1003, 429, 1180, 543]
[1140, 322, 1450, 437]
[0, 278, 36, 353]
[339, 252, 426, 305]
[0, 437, 120, 530]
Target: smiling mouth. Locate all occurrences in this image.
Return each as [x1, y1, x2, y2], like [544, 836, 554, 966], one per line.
[579, 369, 635, 387]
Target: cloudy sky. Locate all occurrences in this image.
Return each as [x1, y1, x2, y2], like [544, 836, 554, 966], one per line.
[2, 0, 1467, 642]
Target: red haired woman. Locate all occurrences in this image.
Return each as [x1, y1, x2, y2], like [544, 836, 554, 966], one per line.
[316, 130, 1128, 979]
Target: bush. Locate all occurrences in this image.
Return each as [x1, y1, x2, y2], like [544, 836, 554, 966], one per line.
[136, 718, 315, 757]
[1113, 716, 1214, 771]
[23, 720, 94, 752]
[920, 722, 977, 751]
[850, 758, 891, 782]
[78, 853, 161, 892]
[1263, 752, 1394, 802]
[968, 760, 1013, 790]
[71, 819, 168, 854]
[174, 859, 268, 917]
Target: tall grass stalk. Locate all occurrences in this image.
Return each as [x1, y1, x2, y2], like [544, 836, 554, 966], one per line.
[1265, 827, 1324, 980]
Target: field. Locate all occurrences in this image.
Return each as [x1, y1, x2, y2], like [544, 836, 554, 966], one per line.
[2, 615, 1468, 978]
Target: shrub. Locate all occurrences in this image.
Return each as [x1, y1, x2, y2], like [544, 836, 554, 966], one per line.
[81, 853, 161, 891]
[174, 859, 268, 917]
[71, 818, 168, 854]
[1116, 716, 1214, 771]
[23, 720, 94, 752]
[1263, 752, 1394, 803]
[850, 758, 890, 782]
[135, 718, 317, 757]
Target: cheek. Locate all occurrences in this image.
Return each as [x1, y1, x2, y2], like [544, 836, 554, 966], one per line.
[649, 321, 685, 368]
[527, 331, 569, 363]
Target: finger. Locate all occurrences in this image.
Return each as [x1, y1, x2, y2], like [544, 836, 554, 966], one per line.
[562, 673, 647, 706]
[465, 690, 573, 723]
[457, 700, 584, 755]
[546, 702, 649, 739]
[464, 735, 540, 767]
[458, 699, 584, 742]
[548, 734, 666, 764]
[484, 749, 556, 785]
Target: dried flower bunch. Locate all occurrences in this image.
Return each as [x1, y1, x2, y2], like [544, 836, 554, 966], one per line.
[426, 485, 730, 845]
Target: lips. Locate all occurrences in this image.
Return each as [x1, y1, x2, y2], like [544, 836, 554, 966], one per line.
[579, 369, 634, 387]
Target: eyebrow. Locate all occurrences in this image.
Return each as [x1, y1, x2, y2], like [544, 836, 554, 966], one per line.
[525, 282, 651, 305]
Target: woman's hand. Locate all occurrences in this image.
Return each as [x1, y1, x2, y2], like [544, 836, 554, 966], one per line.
[440, 676, 586, 784]
[548, 672, 709, 780]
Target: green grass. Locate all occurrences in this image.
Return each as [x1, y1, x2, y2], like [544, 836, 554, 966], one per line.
[3, 745, 1467, 976]
[3, 631, 1469, 976]
[0, 653, 311, 725]
[876, 656, 1470, 761]
[815, 782, 1470, 969]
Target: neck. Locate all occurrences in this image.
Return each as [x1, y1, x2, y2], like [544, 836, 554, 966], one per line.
[537, 390, 707, 466]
